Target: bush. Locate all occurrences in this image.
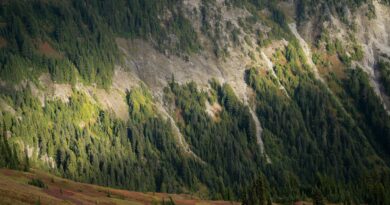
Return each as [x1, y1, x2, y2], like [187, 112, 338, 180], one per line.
[28, 178, 47, 189]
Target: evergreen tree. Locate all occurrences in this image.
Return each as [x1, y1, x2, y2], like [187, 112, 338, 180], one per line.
[313, 188, 325, 205]
[242, 175, 269, 205]
[23, 151, 30, 172]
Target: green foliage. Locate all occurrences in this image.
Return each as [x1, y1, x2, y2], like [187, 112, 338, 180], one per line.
[241, 175, 270, 205]
[161, 197, 176, 205]
[312, 188, 325, 205]
[295, 0, 371, 24]
[378, 60, 390, 96]
[23, 152, 30, 172]
[28, 178, 47, 189]
[270, 6, 287, 29]
[319, 35, 364, 66]
[35, 197, 41, 205]
[0, 0, 117, 87]
[0, 0, 200, 87]
[351, 43, 364, 61]
[166, 79, 264, 199]
[0, 134, 20, 169]
[99, 0, 200, 54]
[226, 0, 266, 9]
[361, 170, 390, 205]
[244, 39, 390, 203]
[342, 68, 390, 163]
[335, 39, 352, 65]
[0, 88, 192, 193]
[127, 86, 154, 123]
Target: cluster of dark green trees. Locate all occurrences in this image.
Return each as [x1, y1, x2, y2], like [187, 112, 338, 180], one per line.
[0, 0, 117, 87]
[164, 79, 266, 199]
[0, 86, 191, 192]
[0, 114, 29, 171]
[378, 60, 390, 96]
[241, 175, 271, 205]
[244, 36, 390, 204]
[0, 0, 199, 87]
[0, 131, 20, 169]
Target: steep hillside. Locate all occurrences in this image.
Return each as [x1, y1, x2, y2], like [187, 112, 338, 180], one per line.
[1, 0, 390, 204]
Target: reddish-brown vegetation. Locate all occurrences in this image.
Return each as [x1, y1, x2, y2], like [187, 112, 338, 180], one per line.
[0, 169, 239, 205]
[38, 42, 63, 59]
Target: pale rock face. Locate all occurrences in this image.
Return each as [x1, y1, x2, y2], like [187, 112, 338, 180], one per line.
[348, 2, 390, 111]
[296, 1, 390, 112]
[88, 68, 139, 122]
[23, 143, 56, 168]
[289, 23, 323, 81]
[354, 1, 390, 111]
[205, 101, 222, 121]
[353, 2, 390, 70]
[5, 131, 11, 139]
[40, 154, 56, 169]
[260, 50, 290, 98]
[25, 144, 34, 159]
[36, 73, 72, 105]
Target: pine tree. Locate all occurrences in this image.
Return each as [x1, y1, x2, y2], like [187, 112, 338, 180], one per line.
[242, 175, 269, 205]
[23, 151, 30, 172]
[313, 188, 325, 205]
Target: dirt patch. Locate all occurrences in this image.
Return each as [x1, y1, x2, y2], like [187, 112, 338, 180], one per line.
[53, 84, 72, 103]
[36, 73, 72, 104]
[44, 188, 83, 205]
[174, 108, 185, 124]
[325, 54, 345, 79]
[38, 42, 63, 59]
[112, 67, 140, 92]
[94, 88, 129, 121]
[263, 40, 288, 58]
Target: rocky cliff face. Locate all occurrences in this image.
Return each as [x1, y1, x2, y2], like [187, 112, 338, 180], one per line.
[296, 0, 390, 110]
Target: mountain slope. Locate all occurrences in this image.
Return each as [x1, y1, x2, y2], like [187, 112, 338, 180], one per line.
[1, 0, 390, 204]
